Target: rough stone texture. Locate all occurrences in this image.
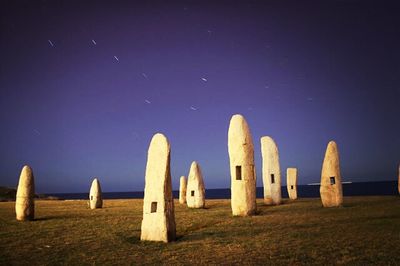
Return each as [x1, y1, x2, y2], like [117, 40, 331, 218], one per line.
[186, 162, 205, 208]
[320, 141, 343, 207]
[15, 165, 35, 221]
[179, 176, 187, 204]
[228, 114, 256, 216]
[261, 136, 282, 205]
[141, 133, 176, 242]
[398, 164, 400, 195]
[89, 178, 103, 209]
[286, 168, 298, 200]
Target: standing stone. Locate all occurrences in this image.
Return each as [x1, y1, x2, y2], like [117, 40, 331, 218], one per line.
[89, 178, 103, 209]
[228, 114, 256, 216]
[179, 176, 187, 204]
[320, 141, 343, 207]
[398, 164, 400, 195]
[15, 165, 35, 221]
[141, 133, 176, 242]
[286, 168, 298, 200]
[261, 136, 282, 205]
[186, 162, 205, 208]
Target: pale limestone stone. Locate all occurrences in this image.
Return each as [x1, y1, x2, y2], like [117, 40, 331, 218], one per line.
[286, 168, 298, 200]
[261, 136, 282, 205]
[320, 141, 343, 207]
[141, 133, 176, 242]
[186, 162, 205, 208]
[15, 165, 35, 221]
[89, 178, 103, 209]
[179, 176, 187, 204]
[228, 114, 256, 216]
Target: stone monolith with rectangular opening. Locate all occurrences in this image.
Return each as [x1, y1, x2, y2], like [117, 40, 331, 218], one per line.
[89, 178, 103, 209]
[261, 136, 282, 205]
[320, 141, 343, 207]
[286, 168, 298, 200]
[15, 165, 35, 221]
[186, 162, 205, 208]
[140, 133, 176, 242]
[228, 114, 256, 216]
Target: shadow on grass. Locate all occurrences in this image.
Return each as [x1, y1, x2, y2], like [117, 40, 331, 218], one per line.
[34, 216, 67, 221]
[340, 204, 356, 208]
[124, 235, 141, 245]
[123, 234, 186, 245]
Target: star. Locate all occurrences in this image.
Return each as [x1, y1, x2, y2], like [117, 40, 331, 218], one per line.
[201, 77, 207, 82]
[48, 40, 54, 47]
[114, 56, 119, 61]
[91, 39, 97, 45]
[144, 99, 151, 104]
[190, 106, 198, 111]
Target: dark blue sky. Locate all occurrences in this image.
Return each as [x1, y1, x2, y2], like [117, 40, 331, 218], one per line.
[1, 1, 399, 193]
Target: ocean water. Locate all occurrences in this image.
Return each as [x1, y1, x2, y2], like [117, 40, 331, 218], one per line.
[48, 181, 398, 200]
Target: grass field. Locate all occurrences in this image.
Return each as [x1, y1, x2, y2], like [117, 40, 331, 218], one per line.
[0, 196, 399, 265]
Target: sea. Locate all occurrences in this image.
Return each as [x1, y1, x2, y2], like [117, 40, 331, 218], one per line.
[47, 180, 398, 200]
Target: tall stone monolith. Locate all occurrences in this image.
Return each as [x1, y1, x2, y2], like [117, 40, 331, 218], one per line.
[179, 176, 187, 204]
[320, 141, 343, 207]
[141, 133, 176, 242]
[15, 165, 35, 221]
[398, 164, 400, 195]
[261, 136, 282, 205]
[286, 168, 298, 200]
[228, 114, 256, 216]
[186, 162, 205, 208]
[89, 178, 103, 209]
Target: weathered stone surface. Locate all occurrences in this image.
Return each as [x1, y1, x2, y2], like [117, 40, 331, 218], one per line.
[228, 114, 256, 216]
[89, 178, 103, 209]
[261, 136, 282, 205]
[179, 176, 187, 204]
[398, 164, 400, 195]
[286, 168, 298, 200]
[320, 141, 343, 207]
[186, 162, 205, 208]
[141, 133, 176, 242]
[15, 165, 35, 221]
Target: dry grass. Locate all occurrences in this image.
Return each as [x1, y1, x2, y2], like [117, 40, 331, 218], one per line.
[0, 196, 399, 265]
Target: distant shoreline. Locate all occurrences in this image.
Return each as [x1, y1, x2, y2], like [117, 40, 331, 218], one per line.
[2, 180, 397, 201]
[0, 187, 61, 202]
[45, 180, 398, 200]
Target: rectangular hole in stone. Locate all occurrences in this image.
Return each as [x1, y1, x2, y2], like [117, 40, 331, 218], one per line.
[291, 185, 294, 190]
[151, 202, 157, 213]
[191, 190, 195, 197]
[236, 166, 242, 180]
[330, 176, 335, 185]
[271, 174, 275, 184]
[91, 196, 93, 200]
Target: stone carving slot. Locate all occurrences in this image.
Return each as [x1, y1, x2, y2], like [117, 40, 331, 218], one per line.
[330, 176, 335, 185]
[151, 202, 157, 213]
[236, 166, 242, 180]
[271, 174, 275, 184]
